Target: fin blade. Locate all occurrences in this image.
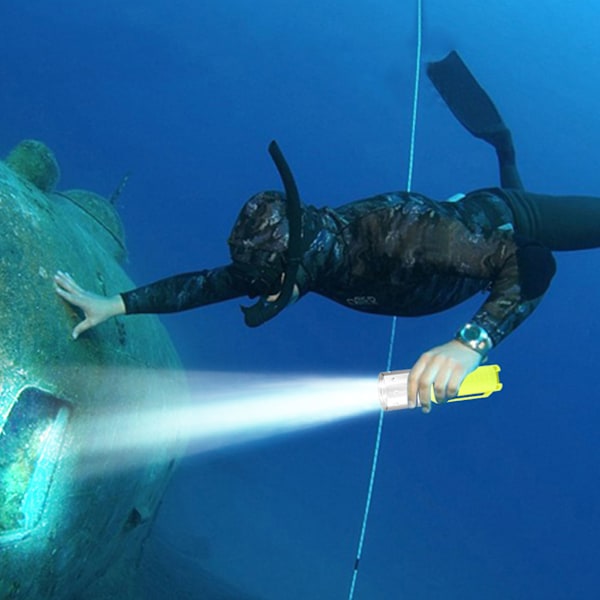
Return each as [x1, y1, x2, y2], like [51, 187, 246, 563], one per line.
[427, 51, 506, 142]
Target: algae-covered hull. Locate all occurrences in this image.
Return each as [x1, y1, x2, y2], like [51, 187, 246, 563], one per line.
[0, 142, 188, 599]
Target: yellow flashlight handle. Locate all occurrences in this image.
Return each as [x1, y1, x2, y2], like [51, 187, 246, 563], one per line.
[431, 364, 503, 404]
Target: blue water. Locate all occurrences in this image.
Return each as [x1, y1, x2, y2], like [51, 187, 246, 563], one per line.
[4, 1, 600, 598]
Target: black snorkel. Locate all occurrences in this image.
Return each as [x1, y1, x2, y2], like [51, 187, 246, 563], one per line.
[241, 141, 304, 327]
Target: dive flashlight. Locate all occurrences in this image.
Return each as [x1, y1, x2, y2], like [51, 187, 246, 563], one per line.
[378, 365, 503, 411]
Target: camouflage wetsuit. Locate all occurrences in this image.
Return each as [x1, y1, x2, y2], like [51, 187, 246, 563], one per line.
[119, 185, 596, 349]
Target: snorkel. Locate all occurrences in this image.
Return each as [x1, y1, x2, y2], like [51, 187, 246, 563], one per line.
[241, 141, 304, 327]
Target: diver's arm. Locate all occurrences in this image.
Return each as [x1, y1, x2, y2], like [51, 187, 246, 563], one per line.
[405, 229, 555, 412]
[119, 265, 250, 314]
[54, 265, 253, 339]
[466, 251, 553, 349]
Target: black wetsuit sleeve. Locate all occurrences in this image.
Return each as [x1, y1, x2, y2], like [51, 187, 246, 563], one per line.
[120, 265, 252, 314]
[469, 249, 541, 347]
[469, 238, 555, 347]
[430, 226, 552, 347]
[403, 194, 556, 348]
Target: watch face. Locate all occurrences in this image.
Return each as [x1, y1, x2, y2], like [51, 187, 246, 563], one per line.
[464, 325, 481, 341]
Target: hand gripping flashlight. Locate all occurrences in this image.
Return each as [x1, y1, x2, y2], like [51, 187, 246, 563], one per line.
[378, 365, 503, 411]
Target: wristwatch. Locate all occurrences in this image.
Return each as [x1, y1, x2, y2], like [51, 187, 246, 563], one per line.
[455, 323, 493, 356]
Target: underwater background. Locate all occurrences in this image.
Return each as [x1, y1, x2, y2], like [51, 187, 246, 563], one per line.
[3, 1, 600, 598]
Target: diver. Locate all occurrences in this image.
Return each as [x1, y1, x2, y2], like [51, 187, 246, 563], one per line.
[54, 51, 600, 412]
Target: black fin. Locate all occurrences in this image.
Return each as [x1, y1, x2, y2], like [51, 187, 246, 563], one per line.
[427, 51, 523, 189]
[427, 51, 508, 143]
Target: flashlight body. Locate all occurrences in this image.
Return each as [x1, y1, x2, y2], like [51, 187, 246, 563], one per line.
[378, 365, 502, 411]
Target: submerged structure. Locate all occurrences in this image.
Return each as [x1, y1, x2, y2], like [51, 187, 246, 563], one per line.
[0, 140, 187, 599]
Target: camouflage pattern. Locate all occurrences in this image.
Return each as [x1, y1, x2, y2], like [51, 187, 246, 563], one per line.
[122, 187, 554, 348]
[227, 191, 289, 276]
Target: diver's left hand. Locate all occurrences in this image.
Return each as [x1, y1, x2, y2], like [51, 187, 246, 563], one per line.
[408, 340, 482, 413]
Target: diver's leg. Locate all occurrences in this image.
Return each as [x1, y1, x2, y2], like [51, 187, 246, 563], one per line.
[488, 130, 524, 191]
[427, 51, 524, 190]
[503, 189, 600, 250]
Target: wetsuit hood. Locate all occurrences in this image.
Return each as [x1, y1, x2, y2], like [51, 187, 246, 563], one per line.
[227, 141, 308, 327]
[228, 190, 289, 280]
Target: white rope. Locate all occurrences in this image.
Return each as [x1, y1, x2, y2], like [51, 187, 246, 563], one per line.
[347, 1, 423, 597]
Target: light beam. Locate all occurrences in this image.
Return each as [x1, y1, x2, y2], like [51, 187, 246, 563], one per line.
[76, 370, 381, 476]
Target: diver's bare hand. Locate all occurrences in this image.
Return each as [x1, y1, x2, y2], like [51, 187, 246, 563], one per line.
[408, 340, 482, 413]
[54, 271, 125, 339]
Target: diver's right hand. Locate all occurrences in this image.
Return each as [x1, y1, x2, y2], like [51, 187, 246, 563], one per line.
[54, 271, 126, 339]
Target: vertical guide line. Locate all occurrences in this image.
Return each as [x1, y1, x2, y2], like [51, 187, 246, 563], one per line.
[347, 1, 423, 598]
